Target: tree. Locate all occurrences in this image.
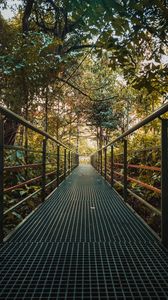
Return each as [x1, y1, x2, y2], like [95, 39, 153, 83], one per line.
[0, 0, 167, 149]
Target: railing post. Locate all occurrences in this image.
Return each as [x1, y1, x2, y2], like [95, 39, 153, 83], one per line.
[123, 139, 127, 202]
[64, 148, 66, 179]
[97, 151, 100, 172]
[74, 153, 76, 167]
[95, 153, 97, 170]
[100, 150, 102, 176]
[70, 152, 73, 171]
[41, 138, 47, 202]
[104, 148, 107, 180]
[91, 155, 93, 166]
[0, 115, 4, 243]
[76, 153, 78, 167]
[25, 127, 28, 179]
[68, 151, 71, 173]
[57, 145, 60, 186]
[161, 119, 168, 248]
[96, 152, 98, 171]
[111, 145, 114, 187]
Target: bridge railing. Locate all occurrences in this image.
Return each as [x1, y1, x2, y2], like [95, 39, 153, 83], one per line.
[0, 106, 79, 242]
[91, 102, 168, 248]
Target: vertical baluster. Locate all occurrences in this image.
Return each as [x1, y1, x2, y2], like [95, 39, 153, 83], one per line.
[111, 145, 114, 187]
[96, 152, 98, 171]
[57, 145, 60, 186]
[64, 148, 66, 179]
[100, 150, 102, 176]
[123, 139, 127, 202]
[70, 152, 73, 171]
[90, 155, 92, 166]
[41, 138, 47, 202]
[104, 148, 107, 180]
[25, 127, 28, 179]
[75, 153, 78, 167]
[68, 151, 71, 174]
[97, 151, 100, 172]
[161, 119, 168, 248]
[0, 115, 4, 243]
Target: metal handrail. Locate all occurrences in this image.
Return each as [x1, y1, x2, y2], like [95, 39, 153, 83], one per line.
[0, 106, 79, 243]
[4, 170, 58, 193]
[0, 105, 71, 150]
[94, 102, 168, 153]
[114, 171, 161, 194]
[91, 102, 168, 248]
[112, 162, 161, 172]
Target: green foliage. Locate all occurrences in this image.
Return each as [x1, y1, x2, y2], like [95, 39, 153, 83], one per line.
[114, 145, 161, 235]
[89, 101, 118, 129]
[1, 0, 167, 240]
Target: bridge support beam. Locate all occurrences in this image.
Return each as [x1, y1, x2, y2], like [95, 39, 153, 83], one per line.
[161, 119, 168, 248]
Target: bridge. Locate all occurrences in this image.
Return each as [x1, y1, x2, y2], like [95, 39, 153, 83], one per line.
[0, 104, 168, 299]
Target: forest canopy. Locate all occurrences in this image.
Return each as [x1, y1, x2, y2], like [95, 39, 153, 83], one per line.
[0, 0, 168, 152]
[0, 0, 168, 238]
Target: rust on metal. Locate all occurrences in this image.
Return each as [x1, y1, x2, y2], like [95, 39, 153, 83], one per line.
[4, 163, 43, 172]
[4, 170, 57, 193]
[114, 171, 161, 194]
[114, 163, 161, 172]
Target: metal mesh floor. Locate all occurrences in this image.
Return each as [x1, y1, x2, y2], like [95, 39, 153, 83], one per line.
[1, 165, 168, 299]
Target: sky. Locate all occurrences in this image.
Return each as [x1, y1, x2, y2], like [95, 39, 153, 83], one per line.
[0, 0, 21, 19]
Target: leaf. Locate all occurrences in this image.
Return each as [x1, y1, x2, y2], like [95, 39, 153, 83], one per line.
[12, 211, 23, 220]
[4, 69, 12, 75]
[16, 150, 24, 159]
[27, 200, 36, 209]
[19, 190, 28, 196]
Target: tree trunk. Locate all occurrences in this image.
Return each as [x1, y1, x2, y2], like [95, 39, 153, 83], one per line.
[4, 118, 19, 145]
[22, 0, 35, 33]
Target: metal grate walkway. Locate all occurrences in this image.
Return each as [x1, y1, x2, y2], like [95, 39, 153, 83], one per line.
[0, 165, 168, 299]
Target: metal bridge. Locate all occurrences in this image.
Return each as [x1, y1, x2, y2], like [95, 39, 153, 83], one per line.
[0, 105, 168, 299]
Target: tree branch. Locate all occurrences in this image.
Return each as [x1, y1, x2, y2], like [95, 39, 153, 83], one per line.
[56, 77, 94, 101]
[45, 0, 64, 14]
[66, 44, 96, 53]
[22, 0, 35, 33]
[56, 77, 117, 102]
